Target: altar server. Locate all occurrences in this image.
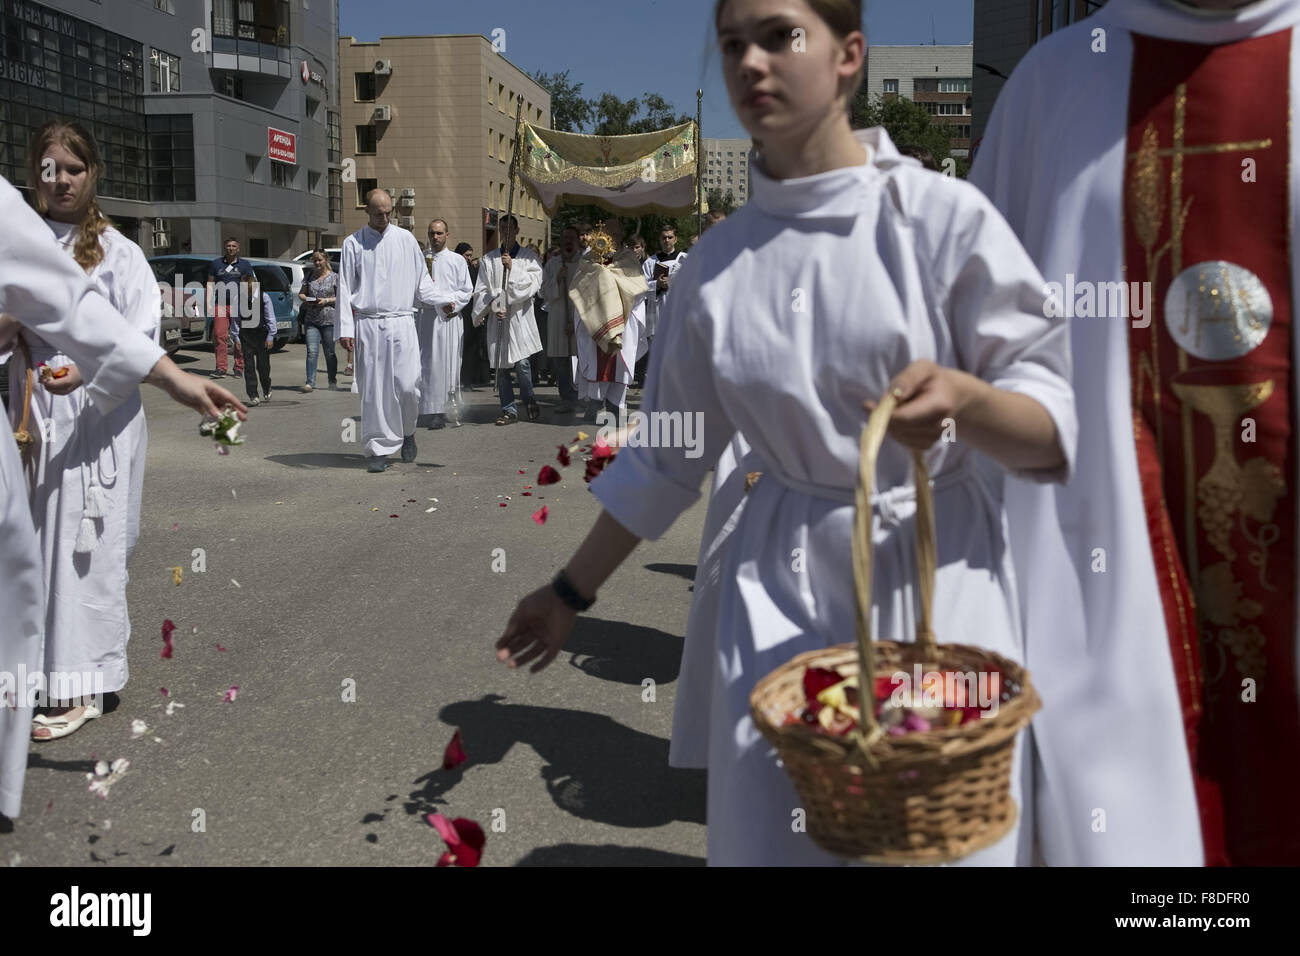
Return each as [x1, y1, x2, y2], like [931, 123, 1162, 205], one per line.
[416, 219, 473, 429]
[2, 123, 163, 742]
[471, 215, 544, 425]
[337, 189, 445, 472]
[0, 174, 243, 817]
[495, 0, 1076, 866]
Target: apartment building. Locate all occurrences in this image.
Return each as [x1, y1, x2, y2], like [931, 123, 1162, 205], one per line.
[338, 34, 550, 254]
[863, 44, 974, 158]
[0, 0, 341, 257]
[701, 137, 751, 207]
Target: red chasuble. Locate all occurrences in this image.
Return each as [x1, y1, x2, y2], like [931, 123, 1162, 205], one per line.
[1125, 31, 1300, 865]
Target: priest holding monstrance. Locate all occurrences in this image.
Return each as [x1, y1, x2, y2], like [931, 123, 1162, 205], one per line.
[566, 217, 648, 424]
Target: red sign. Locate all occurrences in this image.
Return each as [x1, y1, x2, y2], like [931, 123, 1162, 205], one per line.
[268, 127, 296, 165]
[300, 60, 310, 83]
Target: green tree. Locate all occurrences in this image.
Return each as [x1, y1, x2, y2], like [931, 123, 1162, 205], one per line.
[850, 92, 965, 177]
[530, 69, 592, 132]
[706, 187, 736, 216]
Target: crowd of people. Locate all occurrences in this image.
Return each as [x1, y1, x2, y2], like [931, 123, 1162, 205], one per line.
[1, 0, 1295, 869]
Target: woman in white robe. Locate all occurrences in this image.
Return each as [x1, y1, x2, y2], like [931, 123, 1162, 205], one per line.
[6, 122, 160, 739]
[0, 173, 245, 816]
[494, 0, 1076, 865]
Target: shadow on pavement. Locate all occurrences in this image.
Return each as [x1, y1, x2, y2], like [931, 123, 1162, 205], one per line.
[564, 616, 683, 685]
[514, 844, 704, 866]
[265, 452, 369, 469]
[644, 562, 697, 583]
[359, 694, 706, 841]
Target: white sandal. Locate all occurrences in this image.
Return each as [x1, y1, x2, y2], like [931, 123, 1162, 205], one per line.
[31, 703, 101, 741]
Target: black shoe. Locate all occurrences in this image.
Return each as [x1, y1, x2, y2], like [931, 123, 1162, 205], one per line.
[401, 434, 417, 462]
[429, 414, 447, 430]
[367, 456, 389, 473]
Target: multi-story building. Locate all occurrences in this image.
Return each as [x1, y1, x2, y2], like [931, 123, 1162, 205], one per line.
[973, 1, 1107, 145]
[701, 137, 750, 208]
[863, 45, 974, 158]
[0, 0, 341, 258]
[337, 34, 550, 255]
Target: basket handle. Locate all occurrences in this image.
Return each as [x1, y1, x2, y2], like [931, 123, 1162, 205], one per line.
[851, 391, 938, 741]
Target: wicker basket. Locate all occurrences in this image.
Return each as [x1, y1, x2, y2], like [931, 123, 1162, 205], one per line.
[749, 392, 1041, 864]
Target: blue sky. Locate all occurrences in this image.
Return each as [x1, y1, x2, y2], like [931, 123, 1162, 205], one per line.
[338, 0, 973, 139]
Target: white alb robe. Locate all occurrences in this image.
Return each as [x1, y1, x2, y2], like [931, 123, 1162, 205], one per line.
[416, 248, 473, 416]
[4, 221, 159, 697]
[965, 0, 1300, 866]
[591, 128, 1077, 866]
[470, 246, 543, 368]
[0, 176, 163, 818]
[338, 224, 442, 457]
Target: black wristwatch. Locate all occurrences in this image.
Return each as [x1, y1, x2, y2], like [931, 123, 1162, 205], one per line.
[552, 569, 595, 612]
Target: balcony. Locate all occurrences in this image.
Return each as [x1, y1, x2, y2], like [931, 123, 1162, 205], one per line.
[210, 2, 292, 79]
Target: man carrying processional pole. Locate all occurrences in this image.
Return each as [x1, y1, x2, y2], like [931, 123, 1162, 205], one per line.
[472, 101, 544, 426]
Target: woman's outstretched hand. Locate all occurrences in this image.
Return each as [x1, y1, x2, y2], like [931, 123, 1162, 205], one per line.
[495, 584, 578, 673]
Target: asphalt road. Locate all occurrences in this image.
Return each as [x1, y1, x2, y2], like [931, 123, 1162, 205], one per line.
[2, 344, 711, 867]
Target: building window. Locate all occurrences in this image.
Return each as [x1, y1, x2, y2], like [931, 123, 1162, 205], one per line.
[498, 84, 505, 113]
[355, 72, 376, 101]
[937, 102, 968, 116]
[150, 49, 181, 92]
[308, 169, 321, 194]
[271, 161, 294, 188]
[883, 79, 899, 94]
[220, 73, 245, 99]
[356, 125, 377, 154]
[487, 77, 493, 105]
[498, 133, 506, 161]
[154, 0, 175, 13]
[938, 78, 971, 93]
[357, 177, 377, 207]
[327, 111, 341, 163]
[212, 0, 289, 45]
[329, 168, 342, 222]
[148, 113, 194, 202]
[246, 154, 260, 183]
[305, 95, 320, 121]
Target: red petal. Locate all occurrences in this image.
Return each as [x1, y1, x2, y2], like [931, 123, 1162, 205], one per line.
[518, 469, 525, 474]
[162, 619, 176, 639]
[389, 514, 399, 518]
[802, 667, 842, 705]
[436, 851, 455, 867]
[443, 729, 467, 771]
[451, 818, 486, 861]
[556, 445, 571, 467]
[592, 438, 615, 460]
[521, 491, 533, 496]
[499, 502, 507, 508]
[532, 506, 548, 526]
[160, 688, 168, 697]
[537, 465, 561, 485]
[216, 643, 227, 652]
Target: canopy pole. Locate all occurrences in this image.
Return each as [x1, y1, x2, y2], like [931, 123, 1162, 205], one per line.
[496, 99, 524, 377]
[696, 89, 704, 240]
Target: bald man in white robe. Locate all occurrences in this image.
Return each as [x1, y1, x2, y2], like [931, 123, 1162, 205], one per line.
[338, 190, 444, 472]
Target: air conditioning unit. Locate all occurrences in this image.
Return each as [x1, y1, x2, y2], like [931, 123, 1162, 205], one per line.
[372, 105, 391, 122]
[397, 195, 414, 208]
[398, 216, 415, 229]
[399, 187, 415, 199]
[374, 59, 392, 75]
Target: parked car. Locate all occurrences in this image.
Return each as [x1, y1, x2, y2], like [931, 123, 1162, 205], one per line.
[148, 255, 298, 350]
[271, 258, 310, 342]
[159, 310, 182, 356]
[293, 248, 341, 271]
